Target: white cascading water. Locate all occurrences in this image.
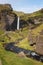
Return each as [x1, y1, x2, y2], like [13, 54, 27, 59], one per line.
[17, 16, 19, 30]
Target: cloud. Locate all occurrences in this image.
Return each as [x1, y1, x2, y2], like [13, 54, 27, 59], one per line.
[15, 5, 42, 13]
[0, 0, 7, 4]
[0, 0, 43, 13]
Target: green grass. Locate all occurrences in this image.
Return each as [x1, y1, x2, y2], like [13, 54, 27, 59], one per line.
[0, 4, 43, 65]
[15, 38, 34, 50]
[0, 24, 43, 65]
[0, 30, 4, 35]
[32, 24, 43, 35]
[0, 42, 43, 65]
[0, 27, 29, 43]
[20, 8, 43, 21]
[16, 24, 43, 50]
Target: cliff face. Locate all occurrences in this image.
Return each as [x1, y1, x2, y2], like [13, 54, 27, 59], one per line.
[0, 4, 43, 31]
[0, 4, 17, 31]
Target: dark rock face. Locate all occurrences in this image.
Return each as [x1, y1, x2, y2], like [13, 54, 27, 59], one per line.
[19, 20, 29, 28]
[0, 4, 17, 31]
[0, 4, 13, 12]
[0, 4, 29, 31]
[0, 4, 42, 31]
[11, 16, 17, 31]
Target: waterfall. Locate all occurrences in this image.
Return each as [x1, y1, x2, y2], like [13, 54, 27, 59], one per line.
[17, 16, 20, 30]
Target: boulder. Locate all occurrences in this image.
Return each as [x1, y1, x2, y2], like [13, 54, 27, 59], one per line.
[18, 51, 26, 58]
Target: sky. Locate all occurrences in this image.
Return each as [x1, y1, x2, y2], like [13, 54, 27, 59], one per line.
[0, 0, 43, 13]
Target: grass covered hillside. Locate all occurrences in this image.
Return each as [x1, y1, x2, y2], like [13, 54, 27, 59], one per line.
[0, 4, 43, 65]
[13, 11, 25, 16]
[0, 23, 43, 65]
[20, 8, 43, 21]
[15, 24, 43, 50]
[30, 8, 43, 18]
[0, 42, 43, 65]
[0, 4, 43, 31]
[0, 24, 43, 65]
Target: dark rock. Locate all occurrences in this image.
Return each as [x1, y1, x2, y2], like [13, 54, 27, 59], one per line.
[40, 56, 43, 62]
[0, 4, 17, 31]
[30, 51, 40, 61]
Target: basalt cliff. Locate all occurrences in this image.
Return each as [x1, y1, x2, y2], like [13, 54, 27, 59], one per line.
[0, 4, 43, 31]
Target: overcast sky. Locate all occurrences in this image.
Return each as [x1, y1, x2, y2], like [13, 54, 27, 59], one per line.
[0, 0, 43, 13]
